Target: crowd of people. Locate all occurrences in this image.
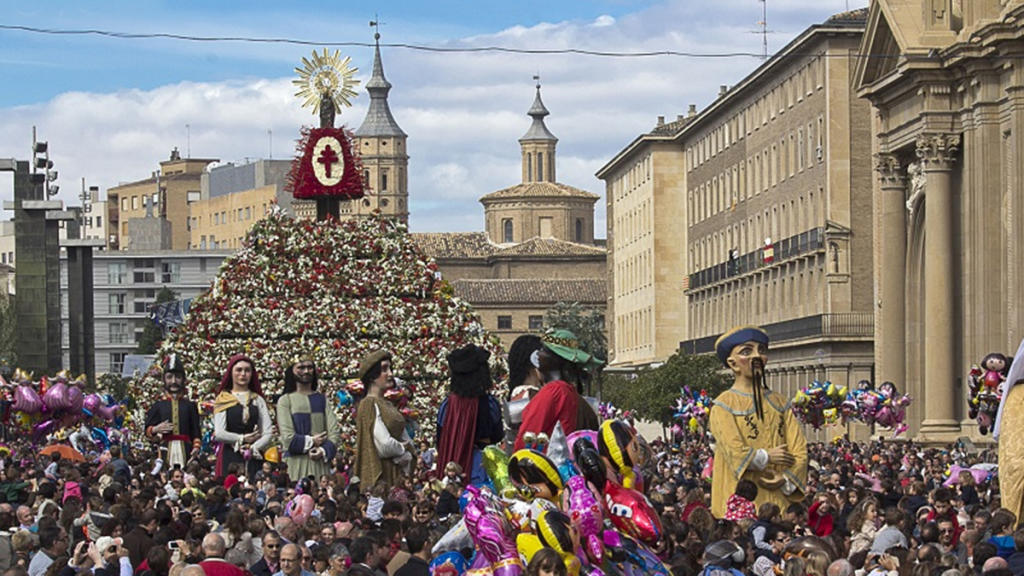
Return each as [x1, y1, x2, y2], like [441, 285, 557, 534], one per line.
[0, 326, 1017, 576]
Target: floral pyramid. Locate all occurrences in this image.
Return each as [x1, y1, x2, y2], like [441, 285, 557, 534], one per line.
[136, 208, 505, 440]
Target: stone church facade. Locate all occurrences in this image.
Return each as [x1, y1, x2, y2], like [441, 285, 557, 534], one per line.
[413, 84, 607, 348]
[857, 0, 1024, 441]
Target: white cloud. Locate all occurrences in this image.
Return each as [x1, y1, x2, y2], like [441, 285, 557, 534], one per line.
[0, 0, 869, 235]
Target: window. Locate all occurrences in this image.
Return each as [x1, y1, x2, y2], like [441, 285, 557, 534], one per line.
[109, 293, 126, 315]
[108, 263, 127, 285]
[245, 207, 251, 220]
[110, 353, 127, 375]
[200, 258, 207, 272]
[200, 236, 207, 250]
[121, 197, 128, 212]
[381, 170, 389, 191]
[187, 191, 201, 203]
[161, 262, 181, 283]
[109, 322, 130, 344]
[497, 316, 512, 330]
[537, 152, 544, 181]
[575, 219, 584, 243]
[527, 154, 532, 182]
[502, 219, 514, 243]
[96, 216, 102, 228]
[131, 196, 139, 210]
[363, 170, 370, 187]
[529, 315, 544, 331]
[133, 268, 155, 283]
[133, 289, 156, 313]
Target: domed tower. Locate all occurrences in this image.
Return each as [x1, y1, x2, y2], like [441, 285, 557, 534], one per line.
[482, 81, 598, 245]
[353, 32, 409, 224]
[520, 79, 557, 183]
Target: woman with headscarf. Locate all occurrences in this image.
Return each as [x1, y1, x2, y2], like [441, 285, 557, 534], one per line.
[435, 344, 503, 484]
[213, 354, 274, 478]
[353, 350, 413, 492]
[513, 329, 601, 451]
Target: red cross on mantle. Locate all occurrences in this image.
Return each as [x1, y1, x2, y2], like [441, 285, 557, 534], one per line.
[317, 144, 340, 178]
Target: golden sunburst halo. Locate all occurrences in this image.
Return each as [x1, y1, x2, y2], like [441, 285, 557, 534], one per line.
[293, 48, 360, 114]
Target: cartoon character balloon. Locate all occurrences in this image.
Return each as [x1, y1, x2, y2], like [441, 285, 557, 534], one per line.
[603, 480, 662, 545]
[509, 449, 564, 502]
[597, 420, 648, 491]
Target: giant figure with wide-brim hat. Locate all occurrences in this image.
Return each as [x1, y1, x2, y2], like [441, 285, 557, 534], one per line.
[994, 339, 1024, 520]
[708, 326, 807, 518]
[353, 350, 413, 492]
[514, 329, 601, 451]
[144, 353, 202, 470]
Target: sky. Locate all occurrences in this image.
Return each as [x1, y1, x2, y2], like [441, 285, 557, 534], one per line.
[0, 0, 870, 235]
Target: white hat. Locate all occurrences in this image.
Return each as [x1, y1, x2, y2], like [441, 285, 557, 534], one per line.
[95, 536, 122, 556]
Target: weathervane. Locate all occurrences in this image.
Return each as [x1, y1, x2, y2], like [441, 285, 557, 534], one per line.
[293, 48, 360, 129]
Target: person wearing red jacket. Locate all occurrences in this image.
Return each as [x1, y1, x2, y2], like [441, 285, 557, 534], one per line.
[513, 330, 601, 451]
[808, 492, 837, 537]
[926, 487, 963, 547]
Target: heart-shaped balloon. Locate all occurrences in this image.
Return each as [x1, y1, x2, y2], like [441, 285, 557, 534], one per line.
[12, 385, 43, 414]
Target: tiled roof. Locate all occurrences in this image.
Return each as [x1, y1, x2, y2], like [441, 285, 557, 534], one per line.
[825, 7, 868, 25]
[492, 237, 606, 257]
[452, 278, 606, 305]
[412, 233, 605, 260]
[412, 232, 493, 259]
[649, 117, 692, 137]
[480, 181, 599, 202]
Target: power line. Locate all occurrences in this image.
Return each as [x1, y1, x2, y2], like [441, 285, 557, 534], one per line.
[0, 22, 865, 60]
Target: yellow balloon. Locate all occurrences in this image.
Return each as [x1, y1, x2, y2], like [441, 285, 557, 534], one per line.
[516, 533, 544, 565]
[482, 445, 515, 499]
[264, 446, 282, 463]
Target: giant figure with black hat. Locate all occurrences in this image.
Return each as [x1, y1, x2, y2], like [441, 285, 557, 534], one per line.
[277, 354, 341, 481]
[353, 350, 413, 492]
[708, 326, 807, 518]
[435, 344, 504, 484]
[993, 339, 1024, 520]
[513, 329, 601, 451]
[144, 353, 203, 469]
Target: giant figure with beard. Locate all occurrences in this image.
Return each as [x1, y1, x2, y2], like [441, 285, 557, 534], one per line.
[277, 355, 341, 480]
[145, 353, 203, 470]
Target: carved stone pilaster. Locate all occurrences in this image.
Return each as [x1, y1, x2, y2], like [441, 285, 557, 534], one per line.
[874, 153, 905, 188]
[916, 134, 961, 171]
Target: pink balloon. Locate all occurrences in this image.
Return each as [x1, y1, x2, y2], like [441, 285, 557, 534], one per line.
[43, 382, 70, 412]
[561, 475, 605, 565]
[12, 385, 43, 414]
[96, 404, 119, 422]
[289, 494, 315, 526]
[32, 419, 57, 440]
[83, 394, 103, 415]
[66, 385, 84, 414]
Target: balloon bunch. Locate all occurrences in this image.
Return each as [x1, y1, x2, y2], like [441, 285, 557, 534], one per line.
[672, 386, 711, 436]
[845, 381, 912, 437]
[433, 420, 670, 576]
[968, 353, 1009, 435]
[791, 381, 848, 430]
[4, 369, 124, 450]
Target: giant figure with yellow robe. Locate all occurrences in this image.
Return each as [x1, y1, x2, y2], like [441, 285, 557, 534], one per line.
[709, 326, 808, 518]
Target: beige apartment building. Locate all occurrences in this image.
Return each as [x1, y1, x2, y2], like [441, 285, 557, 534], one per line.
[106, 149, 216, 250]
[680, 10, 875, 438]
[597, 117, 690, 368]
[856, 0, 1024, 442]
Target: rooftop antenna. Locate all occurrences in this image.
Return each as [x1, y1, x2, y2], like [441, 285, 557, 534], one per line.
[267, 129, 273, 159]
[533, 73, 540, 88]
[751, 0, 774, 60]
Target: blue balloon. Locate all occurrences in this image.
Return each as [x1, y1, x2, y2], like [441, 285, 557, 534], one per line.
[91, 427, 111, 449]
[429, 551, 468, 576]
[336, 390, 353, 406]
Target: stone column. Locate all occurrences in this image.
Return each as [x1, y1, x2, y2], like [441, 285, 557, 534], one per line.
[874, 154, 907, 390]
[917, 134, 961, 439]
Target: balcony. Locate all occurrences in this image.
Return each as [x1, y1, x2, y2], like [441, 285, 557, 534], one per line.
[679, 313, 874, 354]
[688, 227, 824, 291]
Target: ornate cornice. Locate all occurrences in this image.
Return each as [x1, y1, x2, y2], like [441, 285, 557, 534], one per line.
[874, 153, 905, 188]
[916, 134, 960, 170]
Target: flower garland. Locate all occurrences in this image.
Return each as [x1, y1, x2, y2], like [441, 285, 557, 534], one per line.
[134, 208, 506, 443]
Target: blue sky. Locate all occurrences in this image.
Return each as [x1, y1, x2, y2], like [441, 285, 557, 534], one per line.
[0, 0, 869, 233]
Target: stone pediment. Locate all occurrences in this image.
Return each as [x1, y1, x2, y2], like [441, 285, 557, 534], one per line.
[855, 1, 905, 91]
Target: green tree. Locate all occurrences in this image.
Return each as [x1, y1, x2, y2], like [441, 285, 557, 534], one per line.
[543, 301, 607, 363]
[136, 286, 177, 354]
[602, 351, 728, 427]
